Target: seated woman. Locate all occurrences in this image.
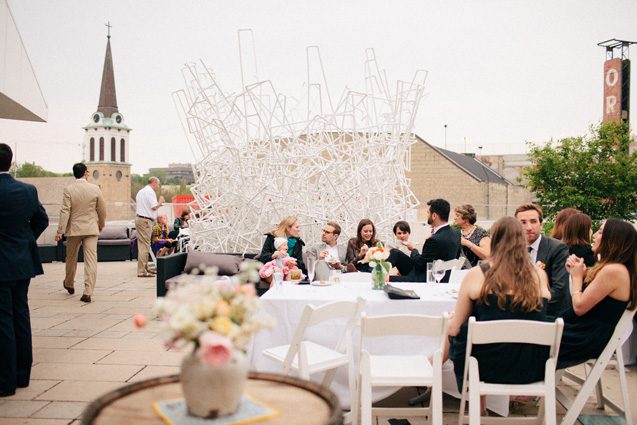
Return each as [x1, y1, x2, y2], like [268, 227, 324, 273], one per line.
[345, 219, 382, 272]
[391, 221, 415, 255]
[550, 207, 581, 240]
[448, 216, 552, 394]
[558, 219, 636, 369]
[454, 204, 490, 267]
[258, 237, 299, 284]
[173, 208, 190, 231]
[151, 215, 178, 257]
[257, 216, 306, 274]
[561, 212, 596, 267]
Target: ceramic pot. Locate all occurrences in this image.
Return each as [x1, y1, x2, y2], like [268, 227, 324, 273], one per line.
[180, 350, 248, 418]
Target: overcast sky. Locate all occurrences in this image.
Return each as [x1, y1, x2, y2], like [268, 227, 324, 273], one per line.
[2, 0, 636, 174]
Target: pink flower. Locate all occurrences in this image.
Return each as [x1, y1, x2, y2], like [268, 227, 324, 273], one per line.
[197, 331, 233, 367]
[133, 314, 147, 328]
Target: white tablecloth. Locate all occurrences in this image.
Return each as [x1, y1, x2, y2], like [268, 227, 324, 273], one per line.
[250, 280, 509, 415]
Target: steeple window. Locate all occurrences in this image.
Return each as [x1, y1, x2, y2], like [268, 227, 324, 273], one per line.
[111, 137, 116, 161]
[120, 139, 125, 162]
[99, 137, 104, 161]
[90, 138, 95, 161]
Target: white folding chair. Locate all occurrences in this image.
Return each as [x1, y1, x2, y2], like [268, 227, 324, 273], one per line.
[359, 313, 448, 425]
[449, 269, 470, 285]
[459, 317, 564, 425]
[556, 308, 636, 425]
[433, 258, 466, 274]
[262, 297, 364, 423]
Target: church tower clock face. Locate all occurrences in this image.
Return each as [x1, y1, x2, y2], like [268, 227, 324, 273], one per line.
[115, 115, 122, 123]
[93, 113, 100, 123]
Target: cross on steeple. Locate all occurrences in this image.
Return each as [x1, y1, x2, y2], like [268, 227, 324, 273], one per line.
[105, 21, 112, 38]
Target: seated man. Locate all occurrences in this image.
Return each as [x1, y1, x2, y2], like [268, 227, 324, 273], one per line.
[151, 215, 178, 257]
[305, 222, 347, 281]
[391, 198, 461, 283]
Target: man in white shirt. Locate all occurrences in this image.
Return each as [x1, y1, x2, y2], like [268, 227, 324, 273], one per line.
[515, 203, 570, 317]
[135, 177, 164, 277]
[305, 222, 347, 281]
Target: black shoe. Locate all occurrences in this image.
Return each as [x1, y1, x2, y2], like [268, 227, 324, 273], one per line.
[80, 295, 92, 303]
[0, 389, 16, 397]
[63, 283, 75, 295]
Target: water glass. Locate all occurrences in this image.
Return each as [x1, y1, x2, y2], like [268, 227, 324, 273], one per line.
[426, 262, 434, 283]
[273, 271, 284, 289]
[330, 269, 342, 284]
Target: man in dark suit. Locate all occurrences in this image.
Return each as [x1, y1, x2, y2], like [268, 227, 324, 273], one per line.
[391, 198, 461, 282]
[0, 144, 49, 397]
[515, 203, 570, 318]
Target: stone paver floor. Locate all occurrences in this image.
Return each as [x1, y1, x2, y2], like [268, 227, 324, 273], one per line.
[0, 261, 635, 424]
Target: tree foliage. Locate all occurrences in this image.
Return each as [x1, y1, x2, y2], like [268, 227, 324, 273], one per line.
[523, 121, 637, 221]
[14, 162, 71, 177]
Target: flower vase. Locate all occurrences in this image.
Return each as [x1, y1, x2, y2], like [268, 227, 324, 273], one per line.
[371, 263, 387, 290]
[180, 350, 248, 418]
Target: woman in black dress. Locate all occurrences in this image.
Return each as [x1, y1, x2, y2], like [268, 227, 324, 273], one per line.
[561, 212, 596, 267]
[558, 219, 637, 369]
[454, 204, 490, 267]
[448, 216, 552, 394]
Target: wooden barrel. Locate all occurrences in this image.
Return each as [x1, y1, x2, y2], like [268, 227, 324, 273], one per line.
[80, 372, 343, 425]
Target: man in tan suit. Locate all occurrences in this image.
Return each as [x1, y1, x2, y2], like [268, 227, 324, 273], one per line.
[55, 163, 106, 303]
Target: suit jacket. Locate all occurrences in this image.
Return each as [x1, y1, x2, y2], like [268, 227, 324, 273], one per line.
[57, 179, 106, 236]
[0, 173, 49, 282]
[536, 235, 570, 318]
[306, 242, 347, 281]
[392, 224, 462, 283]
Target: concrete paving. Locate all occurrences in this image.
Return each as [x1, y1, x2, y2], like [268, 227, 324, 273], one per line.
[0, 261, 635, 424]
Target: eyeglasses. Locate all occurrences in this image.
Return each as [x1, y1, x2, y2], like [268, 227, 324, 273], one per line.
[322, 229, 335, 234]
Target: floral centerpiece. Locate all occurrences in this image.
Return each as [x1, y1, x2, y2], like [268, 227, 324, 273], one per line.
[359, 242, 392, 290]
[135, 261, 272, 418]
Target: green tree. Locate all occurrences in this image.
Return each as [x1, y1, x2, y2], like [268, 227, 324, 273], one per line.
[523, 121, 637, 221]
[15, 162, 69, 177]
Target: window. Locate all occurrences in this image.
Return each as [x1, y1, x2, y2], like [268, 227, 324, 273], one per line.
[120, 139, 125, 162]
[99, 137, 104, 161]
[111, 137, 116, 161]
[90, 138, 95, 161]
[116, 170, 123, 181]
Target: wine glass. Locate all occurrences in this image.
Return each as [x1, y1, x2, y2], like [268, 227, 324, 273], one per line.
[433, 260, 445, 283]
[306, 257, 316, 282]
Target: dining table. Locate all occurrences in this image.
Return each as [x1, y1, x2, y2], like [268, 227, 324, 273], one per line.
[249, 276, 510, 416]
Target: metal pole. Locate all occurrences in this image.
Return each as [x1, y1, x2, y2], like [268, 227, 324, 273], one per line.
[444, 124, 447, 149]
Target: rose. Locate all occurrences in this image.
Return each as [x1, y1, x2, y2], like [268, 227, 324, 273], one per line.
[133, 313, 147, 328]
[197, 331, 233, 367]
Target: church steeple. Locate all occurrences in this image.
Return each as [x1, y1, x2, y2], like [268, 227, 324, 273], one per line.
[97, 26, 118, 117]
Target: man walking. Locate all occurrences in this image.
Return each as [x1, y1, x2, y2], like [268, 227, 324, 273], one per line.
[515, 203, 570, 317]
[306, 221, 347, 281]
[0, 143, 49, 396]
[55, 163, 106, 303]
[135, 176, 164, 277]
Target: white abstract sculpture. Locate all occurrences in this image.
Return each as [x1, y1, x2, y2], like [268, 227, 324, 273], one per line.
[173, 31, 427, 254]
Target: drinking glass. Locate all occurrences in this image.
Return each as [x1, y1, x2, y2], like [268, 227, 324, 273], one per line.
[306, 258, 316, 282]
[426, 262, 434, 283]
[273, 271, 284, 289]
[433, 263, 445, 283]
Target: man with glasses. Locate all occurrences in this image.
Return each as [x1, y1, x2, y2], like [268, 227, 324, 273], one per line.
[306, 222, 347, 281]
[55, 163, 106, 303]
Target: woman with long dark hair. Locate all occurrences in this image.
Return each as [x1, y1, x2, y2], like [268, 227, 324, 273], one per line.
[448, 216, 552, 392]
[558, 219, 637, 369]
[345, 219, 381, 272]
[561, 213, 595, 267]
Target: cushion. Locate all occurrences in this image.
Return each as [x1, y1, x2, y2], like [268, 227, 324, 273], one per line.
[183, 251, 243, 276]
[99, 226, 128, 240]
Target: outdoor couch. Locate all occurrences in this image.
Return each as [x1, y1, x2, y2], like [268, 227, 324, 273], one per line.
[60, 224, 134, 262]
[156, 251, 258, 297]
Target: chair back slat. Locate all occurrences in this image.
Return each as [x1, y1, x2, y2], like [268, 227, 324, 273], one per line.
[362, 314, 447, 338]
[469, 318, 564, 346]
[306, 298, 364, 327]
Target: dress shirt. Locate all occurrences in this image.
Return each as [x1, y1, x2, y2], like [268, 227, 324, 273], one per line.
[136, 185, 159, 218]
[527, 235, 542, 264]
[325, 244, 339, 261]
[432, 223, 450, 234]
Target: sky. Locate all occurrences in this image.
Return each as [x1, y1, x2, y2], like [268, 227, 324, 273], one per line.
[2, 0, 636, 174]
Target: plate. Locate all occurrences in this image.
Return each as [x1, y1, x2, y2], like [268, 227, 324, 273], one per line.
[282, 280, 301, 285]
[310, 280, 333, 286]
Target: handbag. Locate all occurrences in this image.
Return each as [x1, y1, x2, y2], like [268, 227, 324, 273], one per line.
[383, 284, 420, 300]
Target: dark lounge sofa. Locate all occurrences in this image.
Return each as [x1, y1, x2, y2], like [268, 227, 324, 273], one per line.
[156, 251, 258, 297]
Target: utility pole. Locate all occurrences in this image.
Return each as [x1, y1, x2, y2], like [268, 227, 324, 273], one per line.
[444, 124, 447, 149]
